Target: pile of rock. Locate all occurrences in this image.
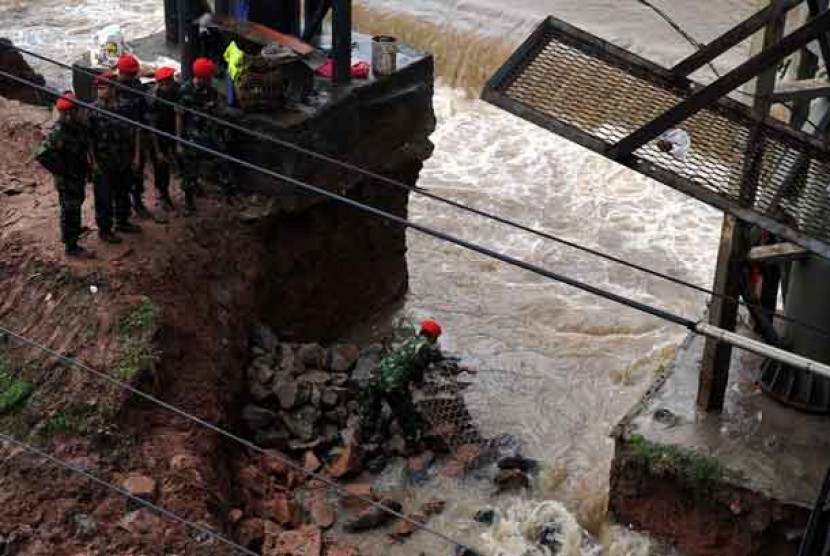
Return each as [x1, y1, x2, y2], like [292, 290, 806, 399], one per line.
[243, 324, 381, 452]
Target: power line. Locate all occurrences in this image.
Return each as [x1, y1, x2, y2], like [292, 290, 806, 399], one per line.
[0, 321, 478, 553]
[3, 69, 830, 538]
[0, 67, 696, 329]
[9, 67, 830, 372]
[0, 431, 258, 556]
[5, 43, 828, 341]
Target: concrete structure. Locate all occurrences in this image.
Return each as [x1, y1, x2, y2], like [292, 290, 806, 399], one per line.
[610, 331, 830, 555]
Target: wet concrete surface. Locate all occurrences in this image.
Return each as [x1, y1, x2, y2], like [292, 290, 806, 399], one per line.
[621, 330, 830, 508]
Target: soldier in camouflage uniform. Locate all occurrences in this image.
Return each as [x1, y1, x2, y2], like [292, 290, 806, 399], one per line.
[176, 57, 236, 215]
[37, 93, 92, 257]
[149, 66, 180, 211]
[116, 55, 153, 219]
[360, 320, 444, 448]
[88, 72, 142, 244]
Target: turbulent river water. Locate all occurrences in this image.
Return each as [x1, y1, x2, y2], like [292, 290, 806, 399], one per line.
[1, 0, 763, 553]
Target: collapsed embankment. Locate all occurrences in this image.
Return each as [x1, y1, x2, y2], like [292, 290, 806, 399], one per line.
[0, 43, 435, 554]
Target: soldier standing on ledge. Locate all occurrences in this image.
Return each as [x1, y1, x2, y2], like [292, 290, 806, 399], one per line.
[149, 66, 180, 211]
[88, 72, 142, 244]
[36, 93, 92, 258]
[360, 320, 444, 452]
[116, 54, 153, 219]
[176, 57, 237, 215]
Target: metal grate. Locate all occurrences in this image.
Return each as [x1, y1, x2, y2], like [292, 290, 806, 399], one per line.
[483, 17, 830, 258]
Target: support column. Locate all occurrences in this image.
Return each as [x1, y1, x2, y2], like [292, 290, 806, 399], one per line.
[332, 0, 352, 84]
[697, 1, 786, 411]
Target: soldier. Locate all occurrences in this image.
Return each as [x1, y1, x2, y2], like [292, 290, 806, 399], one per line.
[149, 66, 180, 211]
[360, 320, 444, 451]
[116, 54, 152, 219]
[176, 57, 236, 215]
[88, 72, 142, 244]
[36, 93, 92, 258]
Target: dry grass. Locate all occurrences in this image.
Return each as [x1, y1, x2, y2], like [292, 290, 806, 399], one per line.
[352, 1, 520, 91]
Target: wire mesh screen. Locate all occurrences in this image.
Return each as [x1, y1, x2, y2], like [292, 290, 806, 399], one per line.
[483, 17, 830, 258]
[415, 362, 487, 458]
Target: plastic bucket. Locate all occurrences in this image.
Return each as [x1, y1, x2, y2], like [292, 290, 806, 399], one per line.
[371, 35, 398, 76]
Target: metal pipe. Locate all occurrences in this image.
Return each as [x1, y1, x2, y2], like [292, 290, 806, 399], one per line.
[696, 322, 830, 379]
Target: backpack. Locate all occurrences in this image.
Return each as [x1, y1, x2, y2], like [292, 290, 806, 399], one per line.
[34, 138, 67, 176]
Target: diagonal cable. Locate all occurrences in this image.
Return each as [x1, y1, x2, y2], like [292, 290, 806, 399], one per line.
[0, 321, 479, 552]
[6, 42, 830, 340]
[0, 431, 258, 555]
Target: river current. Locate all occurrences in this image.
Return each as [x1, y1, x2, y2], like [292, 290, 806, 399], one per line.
[0, 0, 761, 553]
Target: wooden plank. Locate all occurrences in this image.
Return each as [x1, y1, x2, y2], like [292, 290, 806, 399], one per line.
[747, 242, 810, 262]
[770, 78, 830, 102]
[698, 216, 747, 411]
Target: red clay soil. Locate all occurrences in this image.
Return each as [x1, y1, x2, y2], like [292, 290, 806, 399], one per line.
[0, 97, 266, 555]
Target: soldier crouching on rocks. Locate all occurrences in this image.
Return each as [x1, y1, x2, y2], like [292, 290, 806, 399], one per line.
[359, 320, 444, 455]
[35, 93, 93, 258]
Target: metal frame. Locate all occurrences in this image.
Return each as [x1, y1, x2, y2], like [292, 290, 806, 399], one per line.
[671, 0, 804, 77]
[482, 15, 830, 260]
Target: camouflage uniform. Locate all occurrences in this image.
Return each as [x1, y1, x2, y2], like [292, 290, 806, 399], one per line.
[177, 79, 235, 197]
[118, 76, 151, 211]
[88, 100, 135, 233]
[149, 81, 181, 204]
[360, 335, 442, 442]
[39, 119, 90, 250]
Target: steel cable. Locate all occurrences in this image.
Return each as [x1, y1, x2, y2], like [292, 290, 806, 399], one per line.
[0, 431, 258, 555]
[5, 42, 829, 339]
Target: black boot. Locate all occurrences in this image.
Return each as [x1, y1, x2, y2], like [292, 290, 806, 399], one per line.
[65, 243, 94, 258]
[98, 230, 123, 244]
[159, 191, 175, 211]
[115, 221, 142, 234]
[184, 190, 196, 216]
[133, 199, 152, 220]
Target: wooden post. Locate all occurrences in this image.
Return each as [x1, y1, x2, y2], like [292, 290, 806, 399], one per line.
[697, 1, 786, 411]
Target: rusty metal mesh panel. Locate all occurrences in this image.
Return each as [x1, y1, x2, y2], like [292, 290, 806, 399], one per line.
[485, 18, 830, 257]
[415, 364, 486, 454]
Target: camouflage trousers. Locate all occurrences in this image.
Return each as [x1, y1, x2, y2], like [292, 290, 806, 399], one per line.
[179, 143, 236, 197]
[54, 176, 86, 247]
[360, 383, 424, 442]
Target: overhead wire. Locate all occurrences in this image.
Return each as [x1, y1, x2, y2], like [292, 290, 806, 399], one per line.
[4, 43, 830, 341]
[0, 431, 258, 556]
[634, 0, 828, 117]
[0, 320, 480, 552]
[4, 68, 830, 546]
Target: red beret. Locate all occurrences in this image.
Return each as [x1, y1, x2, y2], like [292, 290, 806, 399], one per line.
[55, 93, 77, 111]
[93, 72, 117, 87]
[155, 66, 175, 81]
[192, 57, 215, 79]
[117, 55, 140, 75]
[420, 320, 442, 338]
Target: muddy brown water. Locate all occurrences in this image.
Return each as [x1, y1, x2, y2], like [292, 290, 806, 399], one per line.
[1, 0, 764, 553]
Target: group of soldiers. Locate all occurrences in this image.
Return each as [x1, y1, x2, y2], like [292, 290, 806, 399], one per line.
[42, 54, 448, 454]
[39, 55, 236, 257]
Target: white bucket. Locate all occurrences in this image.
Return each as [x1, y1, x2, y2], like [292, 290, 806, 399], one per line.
[371, 35, 398, 76]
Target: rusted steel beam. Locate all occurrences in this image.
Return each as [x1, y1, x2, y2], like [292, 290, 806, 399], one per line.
[747, 242, 809, 262]
[771, 78, 830, 102]
[807, 0, 830, 72]
[672, 0, 804, 77]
